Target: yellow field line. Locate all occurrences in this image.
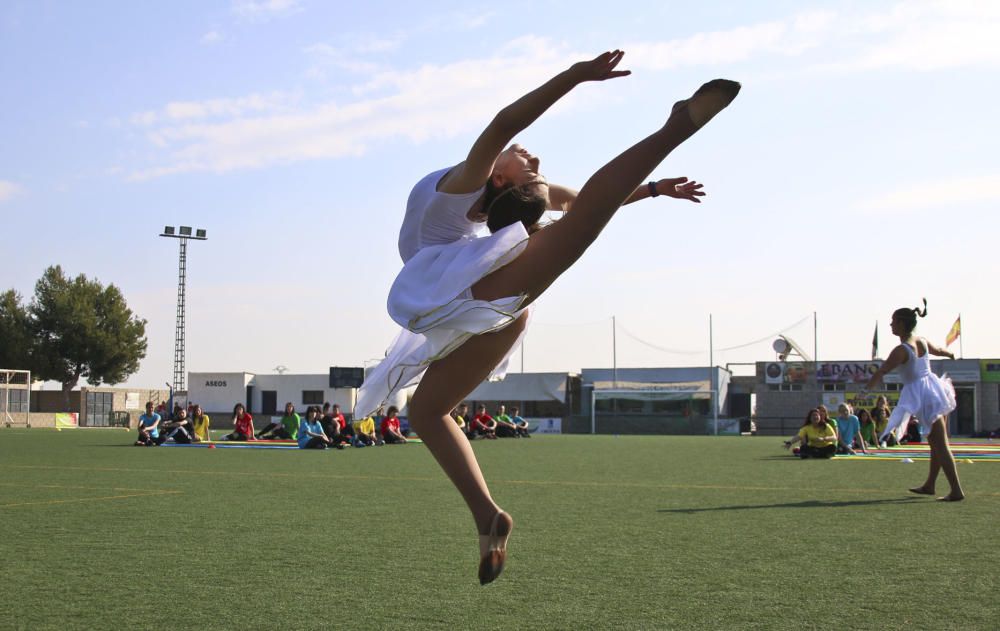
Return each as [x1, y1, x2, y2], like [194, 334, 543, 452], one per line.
[0, 489, 181, 509]
[3, 463, 997, 497]
[0, 481, 176, 493]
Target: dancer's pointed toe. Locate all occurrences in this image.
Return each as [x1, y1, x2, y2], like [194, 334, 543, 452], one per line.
[671, 78, 741, 129]
[478, 510, 513, 585]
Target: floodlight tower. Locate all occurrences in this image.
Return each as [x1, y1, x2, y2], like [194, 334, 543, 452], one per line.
[159, 226, 207, 392]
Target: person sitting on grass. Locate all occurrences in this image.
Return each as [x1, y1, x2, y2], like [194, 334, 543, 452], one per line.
[858, 408, 877, 450]
[257, 402, 298, 440]
[298, 406, 336, 449]
[872, 396, 894, 447]
[783, 408, 837, 458]
[190, 404, 211, 442]
[352, 415, 379, 447]
[816, 404, 839, 447]
[509, 406, 531, 438]
[220, 403, 255, 441]
[468, 404, 497, 440]
[134, 401, 161, 446]
[451, 404, 468, 432]
[493, 404, 519, 438]
[835, 403, 866, 454]
[156, 407, 194, 445]
[330, 404, 354, 446]
[380, 406, 408, 444]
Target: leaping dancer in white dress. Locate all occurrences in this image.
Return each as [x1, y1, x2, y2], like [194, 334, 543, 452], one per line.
[355, 50, 741, 583]
[866, 300, 965, 501]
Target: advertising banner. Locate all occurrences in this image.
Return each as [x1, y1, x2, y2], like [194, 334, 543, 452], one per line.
[55, 412, 79, 429]
[844, 391, 901, 411]
[980, 360, 1000, 383]
[526, 417, 562, 434]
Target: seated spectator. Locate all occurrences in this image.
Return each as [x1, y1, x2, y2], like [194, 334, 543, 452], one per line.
[858, 408, 877, 449]
[816, 404, 839, 446]
[156, 407, 194, 445]
[783, 408, 837, 458]
[510, 406, 531, 438]
[872, 396, 894, 446]
[320, 402, 341, 443]
[900, 417, 922, 444]
[468, 404, 497, 440]
[220, 404, 255, 441]
[135, 401, 161, 446]
[331, 404, 353, 445]
[299, 406, 335, 449]
[258, 402, 299, 440]
[835, 403, 866, 454]
[190, 405, 211, 442]
[352, 416, 379, 447]
[380, 406, 408, 444]
[493, 404, 519, 438]
[451, 405, 467, 431]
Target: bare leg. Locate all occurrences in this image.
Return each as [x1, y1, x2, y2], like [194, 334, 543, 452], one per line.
[927, 418, 965, 501]
[473, 79, 740, 304]
[910, 437, 941, 495]
[406, 313, 527, 533]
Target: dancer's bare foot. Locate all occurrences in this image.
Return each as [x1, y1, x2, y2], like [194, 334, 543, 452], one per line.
[908, 486, 935, 496]
[478, 510, 513, 585]
[936, 493, 965, 502]
[670, 79, 741, 130]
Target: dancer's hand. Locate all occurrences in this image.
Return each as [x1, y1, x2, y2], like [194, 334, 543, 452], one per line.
[657, 177, 705, 203]
[569, 50, 630, 83]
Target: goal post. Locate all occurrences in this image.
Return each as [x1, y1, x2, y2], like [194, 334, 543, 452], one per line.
[1, 369, 31, 428]
[591, 387, 716, 435]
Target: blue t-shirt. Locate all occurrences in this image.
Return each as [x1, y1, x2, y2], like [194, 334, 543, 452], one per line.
[512, 415, 526, 426]
[837, 414, 861, 446]
[139, 412, 161, 438]
[298, 419, 324, 448]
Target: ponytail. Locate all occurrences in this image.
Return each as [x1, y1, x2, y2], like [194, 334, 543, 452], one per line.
[914, 297, 928, 318]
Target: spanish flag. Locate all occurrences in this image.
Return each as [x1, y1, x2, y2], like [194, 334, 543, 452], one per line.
[945, 315, 961, 347]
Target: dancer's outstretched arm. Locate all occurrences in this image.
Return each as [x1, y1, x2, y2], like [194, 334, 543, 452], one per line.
[439, 50, 630, 194]
[547, 177, 705, 211]
[925, 339, 956, 359]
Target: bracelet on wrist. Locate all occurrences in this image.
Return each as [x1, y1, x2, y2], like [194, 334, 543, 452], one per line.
[647, 181, 659, 198]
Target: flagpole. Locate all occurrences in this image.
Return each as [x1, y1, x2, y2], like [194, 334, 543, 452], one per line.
[959, 314, 963, 359]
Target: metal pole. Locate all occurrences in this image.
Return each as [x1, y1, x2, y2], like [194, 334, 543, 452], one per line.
[814, 311, 819, 405]
[959, 314, 964, 359]
[612, 316, 617, 389]
[173, 239, 188, 392]
[710, 314, 717, 436]
[520, 337, 525, 373]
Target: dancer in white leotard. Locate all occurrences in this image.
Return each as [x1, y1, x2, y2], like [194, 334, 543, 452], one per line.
[867, 300, 964, 501]
[357, 50, 740, 583]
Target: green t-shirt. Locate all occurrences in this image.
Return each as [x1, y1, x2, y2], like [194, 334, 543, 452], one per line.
[281, 413, 300, 439]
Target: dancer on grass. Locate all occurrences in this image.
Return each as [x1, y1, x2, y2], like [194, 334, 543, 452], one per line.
[355, 50, 740, 583]
[866, 299, 964, 501]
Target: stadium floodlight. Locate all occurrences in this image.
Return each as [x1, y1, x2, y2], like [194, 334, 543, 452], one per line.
[159, 225, 208, 391]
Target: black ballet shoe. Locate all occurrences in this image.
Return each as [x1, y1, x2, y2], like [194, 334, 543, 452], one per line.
[478, 511, 513, 585]
[671, 79, 741, 129]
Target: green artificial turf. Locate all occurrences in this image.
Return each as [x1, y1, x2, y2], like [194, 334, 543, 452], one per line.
[1, 429, 997, 630]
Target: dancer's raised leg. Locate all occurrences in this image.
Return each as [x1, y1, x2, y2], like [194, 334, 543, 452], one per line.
[406, 313, 527, 582]
[473, 79, 740, 304]
[927, 418, 964, 501]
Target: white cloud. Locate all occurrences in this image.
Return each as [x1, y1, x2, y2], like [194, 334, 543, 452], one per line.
[124, 2, 1000, 180]
[231, 0, 302, 21]
[857, 174, 1000, 213]
[201, 31, 223, 44]
[0, 180, 23, 203]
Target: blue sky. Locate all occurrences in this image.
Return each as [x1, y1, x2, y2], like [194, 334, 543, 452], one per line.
[3, 0, 999, 388]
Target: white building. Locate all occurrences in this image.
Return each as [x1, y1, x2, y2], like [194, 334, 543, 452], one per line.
[188, 371, 357, 418]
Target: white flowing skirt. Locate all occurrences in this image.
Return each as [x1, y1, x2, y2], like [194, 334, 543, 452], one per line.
[355, 223, 530, 419]
[880, 373, 956, 441]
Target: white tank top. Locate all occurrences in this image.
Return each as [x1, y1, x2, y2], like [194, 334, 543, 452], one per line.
[397, 167, 485, 263]
[898, 341, 931, 385]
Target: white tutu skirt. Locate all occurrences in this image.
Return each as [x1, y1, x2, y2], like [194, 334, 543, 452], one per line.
[355, 223, 531, 419]
[881, 374, 956, 441]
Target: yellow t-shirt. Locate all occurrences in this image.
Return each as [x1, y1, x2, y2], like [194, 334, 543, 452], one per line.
[454, 414, 466, 428]
[191, 414, 210, 441]
[353, 418, 375, 435]
[797, 423, 836, 448]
